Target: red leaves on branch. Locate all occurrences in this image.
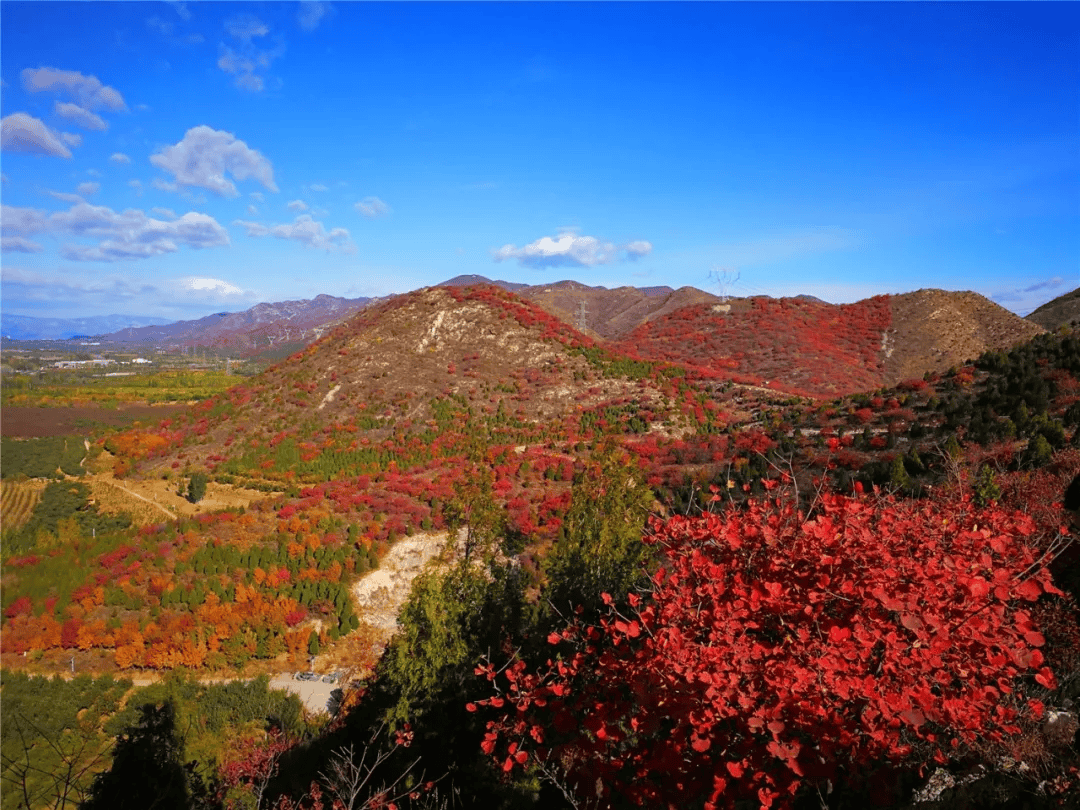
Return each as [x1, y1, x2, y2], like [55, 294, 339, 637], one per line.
[473, 488, 1065, 809]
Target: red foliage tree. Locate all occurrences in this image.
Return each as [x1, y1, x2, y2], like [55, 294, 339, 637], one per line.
[472, 487, 1064, 809]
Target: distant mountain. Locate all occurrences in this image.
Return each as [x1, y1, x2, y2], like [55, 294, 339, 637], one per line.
[1, 313, 172, 340]
[98, 293, 376, 352]
[1026, 287, 1080, 331]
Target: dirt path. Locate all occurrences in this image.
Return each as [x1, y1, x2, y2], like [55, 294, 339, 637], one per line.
[105, 480, 177, 520]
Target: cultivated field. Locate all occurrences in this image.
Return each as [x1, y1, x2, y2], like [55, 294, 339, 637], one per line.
[0, 479, 47, 530]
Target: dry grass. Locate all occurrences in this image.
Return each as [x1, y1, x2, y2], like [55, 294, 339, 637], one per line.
[84, 451, 271, 526]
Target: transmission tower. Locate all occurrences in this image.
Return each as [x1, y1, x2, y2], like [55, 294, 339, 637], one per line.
[709, 267, 740, 304]
[577, 299, 588, 331]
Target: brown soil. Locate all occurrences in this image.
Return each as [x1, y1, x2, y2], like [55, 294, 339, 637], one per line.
[1, 403, 189, 438]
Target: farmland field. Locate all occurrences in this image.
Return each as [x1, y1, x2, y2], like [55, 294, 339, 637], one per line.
[0, 479, 47, 530]
[0, 404, 190, 438]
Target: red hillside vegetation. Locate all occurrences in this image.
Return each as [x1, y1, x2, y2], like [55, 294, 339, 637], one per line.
[615, 295, 892, 398]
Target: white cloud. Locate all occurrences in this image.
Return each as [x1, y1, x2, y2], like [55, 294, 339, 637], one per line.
[169, 276, 245, 296]
[110, 152, 132, 164]
[298, 1, 331, 31]
[151, 207, 177, 219]
[60, 132, 83, 148]
[151, 178, 176, 192]
[1, 237, 43, 253]
[1, 266, 257, 319]
[247, 204, 258, 215]
[21, 67, 127, 111]
[54, 102, 107, 131]
[218, 17, 284, 92]
[1, 202, 230, 262]
[355, 196, 390, 218]
[76, 182, 100, 197]
[309, 183, 328, 192]
[1, 205, 51, 237]
[129, 179, 144, 195]
[1, 113, 72, 158]
[288, 199, 308, 212]
[493, 229, 651, 268]
[48, 190, 84, 204]
[150, 125, 277, 197]
[2, 266, 155, 309]
[233, 214, 354, 253]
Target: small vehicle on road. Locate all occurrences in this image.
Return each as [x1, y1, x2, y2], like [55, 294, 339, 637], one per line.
[294, 671, 318, 681]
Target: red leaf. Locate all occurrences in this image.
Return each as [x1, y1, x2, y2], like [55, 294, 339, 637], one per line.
[1034, 668, 1056, 688]
[1016, 579, 1042, 601]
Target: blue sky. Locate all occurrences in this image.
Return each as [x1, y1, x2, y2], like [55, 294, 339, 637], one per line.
[1, 1, 1077, 322]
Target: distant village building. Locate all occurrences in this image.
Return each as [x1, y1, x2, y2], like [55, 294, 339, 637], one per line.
[131, 358, 151, 364]
[53, 359, 114, 369]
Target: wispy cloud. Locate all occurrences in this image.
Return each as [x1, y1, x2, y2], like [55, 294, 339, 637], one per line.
[54, 101, 108, 131]
[233, 214, 354, 253]
[21, 67, 127, 111]
[1, 237, 43, 253]
[493, 229, 652, 268]
[218, 15, 284, 92]
[109, 152, 132, 164]
[989, 275, 1071, 316]
[151, 125, 278, 197]
[76, 182, 100, 197]
[288, 199, 308, 212]
[48, 190, 84, 204]
[298, 2, 332, 32]
[1, 113, 72, 158]
[355, 196, 390, 218]
[2, 266, 255, 318]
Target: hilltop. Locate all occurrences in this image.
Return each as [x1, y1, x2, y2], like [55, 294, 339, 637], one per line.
[1027, 286, 1080, 331]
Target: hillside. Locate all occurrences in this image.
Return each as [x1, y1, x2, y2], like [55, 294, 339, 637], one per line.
[97, 293, 376, 353]
[884, 288, 1045, 385]
[613, 289, 1044, 398]
[1027, 286, 1080, 331]
[132, 284, 682, 481]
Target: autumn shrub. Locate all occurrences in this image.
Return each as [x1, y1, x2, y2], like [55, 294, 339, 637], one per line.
[472, 486, 1066, 809]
